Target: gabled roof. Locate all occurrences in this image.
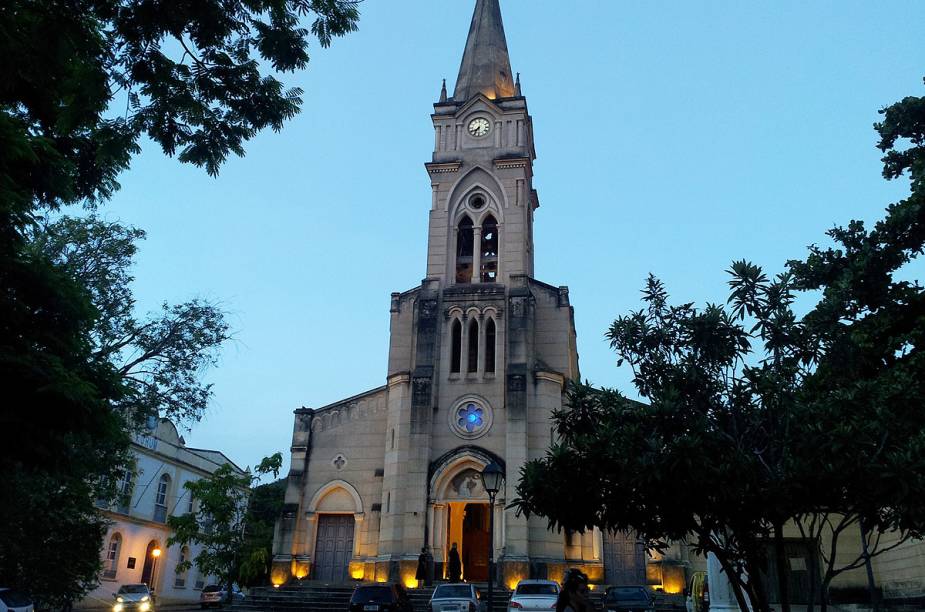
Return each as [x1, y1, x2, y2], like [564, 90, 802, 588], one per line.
[454, 0, 516, 102]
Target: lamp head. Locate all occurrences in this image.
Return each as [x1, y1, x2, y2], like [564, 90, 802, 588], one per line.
[479, 462, 504, 495]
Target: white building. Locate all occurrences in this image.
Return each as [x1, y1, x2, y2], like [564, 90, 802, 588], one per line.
[80, 419, 246, 608]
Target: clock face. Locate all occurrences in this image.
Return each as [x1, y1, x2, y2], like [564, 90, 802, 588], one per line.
[468, 117, 491, 137]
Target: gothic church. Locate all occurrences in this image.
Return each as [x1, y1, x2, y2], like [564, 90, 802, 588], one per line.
[272, 0, 648, 589]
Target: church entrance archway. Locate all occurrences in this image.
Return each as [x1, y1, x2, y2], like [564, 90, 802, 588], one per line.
[313, 514, 355, 582]
[602, 531, 646, 586]
[429, 448, 506, 582]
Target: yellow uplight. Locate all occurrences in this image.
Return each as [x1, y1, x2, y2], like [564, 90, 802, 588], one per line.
[403, 577, 419, 589]
[151, 548, 162, 558]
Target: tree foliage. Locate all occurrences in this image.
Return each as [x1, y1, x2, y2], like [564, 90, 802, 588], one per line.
[31, 215, 232, 427]
[168, 454, 283, 601]
[0, 0, 358, 604]
[513, 77, 925, 612]
[238, 478, 287, 587]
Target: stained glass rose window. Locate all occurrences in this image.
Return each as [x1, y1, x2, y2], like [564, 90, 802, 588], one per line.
[449, 397, 492, 439]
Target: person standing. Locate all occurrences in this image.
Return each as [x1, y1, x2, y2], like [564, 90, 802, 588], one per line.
[416, 547, 429, 586]
[448, 542, 462, 582]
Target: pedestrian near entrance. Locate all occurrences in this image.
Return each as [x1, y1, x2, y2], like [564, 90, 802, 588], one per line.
[448, 542, 462, 582]
[416, 547, 428, 584]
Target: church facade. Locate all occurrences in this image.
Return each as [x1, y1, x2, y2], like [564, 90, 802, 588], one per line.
[271, 0, 651, 590]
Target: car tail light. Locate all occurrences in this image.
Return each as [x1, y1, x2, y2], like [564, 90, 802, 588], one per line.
[510, 602, 523, 609]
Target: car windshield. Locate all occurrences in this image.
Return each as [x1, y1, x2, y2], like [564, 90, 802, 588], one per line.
[434, 585, 472, 599]
[516, 583, 558, 595]
[352, 586, 394, 603]
[605, 587, 649, 602]
[203, 585, 223, 593]
[118, 585, 149, 595]
[0, 590, 32, 607]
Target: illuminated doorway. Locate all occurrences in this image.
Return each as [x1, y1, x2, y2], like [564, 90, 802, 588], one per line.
[446, 501, 490, 582]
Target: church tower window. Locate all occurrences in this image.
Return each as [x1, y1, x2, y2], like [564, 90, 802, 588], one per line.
[450, 319, 462, 374]
[467, 318, 479, 373]
[485, 318, 496, 373]
[456, 216, 474, 283]
[480, 215, 499, 282]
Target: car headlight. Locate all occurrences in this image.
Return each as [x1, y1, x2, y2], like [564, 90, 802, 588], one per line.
[141, 595, 149, 602]
[139, 601, 150, 611]
[113, 604, 124, 612]
[117, 596, 124, 602]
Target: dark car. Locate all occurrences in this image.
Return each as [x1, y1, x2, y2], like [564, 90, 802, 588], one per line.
[348, 584, 413, 612]
[602, 586, 654, 612]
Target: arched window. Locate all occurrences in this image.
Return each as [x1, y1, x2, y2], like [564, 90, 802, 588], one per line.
[480, 215, 499, 282]
[455, 216, 474, 284]
[485, 318, 496, 373]
[154, 473, 170, 523]
[105, 533, 122, 578]
[467, 318, 479, 373]
[116, 468, 133, 514]
[175, 546, 190, 588]
[450, 319, 462, 374]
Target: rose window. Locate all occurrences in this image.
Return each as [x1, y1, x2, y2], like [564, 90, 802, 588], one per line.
[457, 403, 484, 433]
[449, 397, 492, 439]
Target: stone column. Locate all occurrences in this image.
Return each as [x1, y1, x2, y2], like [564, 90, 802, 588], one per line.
[472, 226, 482, 284]
[707, 552, 749, 611]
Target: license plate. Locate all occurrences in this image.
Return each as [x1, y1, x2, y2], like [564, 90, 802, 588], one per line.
[364, 606, 379, 611]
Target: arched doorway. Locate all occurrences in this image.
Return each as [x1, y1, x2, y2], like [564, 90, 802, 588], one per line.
[429, 448, 505, 582]
[140, 540, 161, 588]
[307, 481, 363, 583]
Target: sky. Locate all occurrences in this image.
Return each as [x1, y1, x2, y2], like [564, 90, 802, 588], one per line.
[103, 1, 925, 472]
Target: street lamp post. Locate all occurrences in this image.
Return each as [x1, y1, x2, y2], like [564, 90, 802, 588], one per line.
[479, 462, 504, 612]
[150, 548, 162, 595]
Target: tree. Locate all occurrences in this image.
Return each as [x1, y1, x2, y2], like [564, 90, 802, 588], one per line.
[238, 478, 287, 587]
[30, 215, 231, 427]
[0, 0, 359, 603]
[514, 79, 925, 612]
[169, 454, 283, 603]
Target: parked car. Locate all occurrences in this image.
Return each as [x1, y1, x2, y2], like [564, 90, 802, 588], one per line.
[602, 586, 654, 612]
[0, 589, 34, 612]
[112, 585, 154, 612]
[507, 580, 558, 611]
[199, 584, 244, 608]
[429, 583, 484, 612]
[685, 571, 709, 612]
[348, 583, 413, 612]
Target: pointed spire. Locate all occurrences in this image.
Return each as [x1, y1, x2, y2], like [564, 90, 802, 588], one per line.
[514, 72, 521, 97]
[440, 78, 448, 103]
[454, 0, 516, 102]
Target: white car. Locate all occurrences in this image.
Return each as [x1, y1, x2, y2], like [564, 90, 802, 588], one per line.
[428, 583, 484, 612]
[0, 589, 33, 612]
[112, 584, 154, 612]
[508, 580, 559, 611]
[199, 584, 244, 608]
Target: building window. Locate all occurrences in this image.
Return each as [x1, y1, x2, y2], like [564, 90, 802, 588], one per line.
[154, 473, 170, 523]
[480, 214, 499, 282]
[187, 493, 195, 515]
[450, 319, 462, 374]
[103, 533, 122, 579]
[115, 469, 134, 514]
[485, 318, 496, 373]
[448, 396, 493, 440]
[175, 546, 190, 588]
[467, 318, 479, 373]
[455, 216, 474, 284]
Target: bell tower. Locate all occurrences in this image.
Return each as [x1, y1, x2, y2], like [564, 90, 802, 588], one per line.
[425, 0, 537, 287]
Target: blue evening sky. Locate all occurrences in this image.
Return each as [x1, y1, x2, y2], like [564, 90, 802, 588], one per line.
[103, 1, 925, 470]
